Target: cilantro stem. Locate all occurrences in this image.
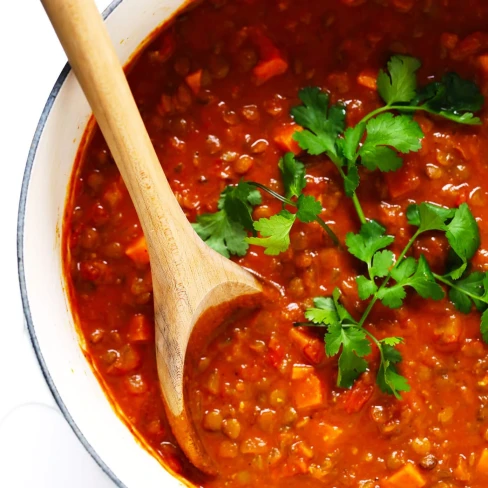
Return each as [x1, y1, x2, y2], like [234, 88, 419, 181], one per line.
[336, 167, 366, 225]
[358, 103, 473, 126]
[357, 229, 421, 327]
[248, 181, 341, 247]
[433, 273, 488, 305]
[248, 182, 292, 206]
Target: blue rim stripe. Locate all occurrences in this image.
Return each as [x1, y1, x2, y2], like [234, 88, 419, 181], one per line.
[17, 1, 125, 486]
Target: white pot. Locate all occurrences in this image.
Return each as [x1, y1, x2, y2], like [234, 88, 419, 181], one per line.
[18, 1, 190, 486]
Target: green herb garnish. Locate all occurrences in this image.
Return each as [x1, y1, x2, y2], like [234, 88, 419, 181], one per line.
[192, 54, 485, 399]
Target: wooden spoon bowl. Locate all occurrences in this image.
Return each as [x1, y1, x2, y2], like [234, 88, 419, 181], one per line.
[41, 0, 262, 475]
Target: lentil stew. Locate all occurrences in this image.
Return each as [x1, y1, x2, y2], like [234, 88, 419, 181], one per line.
[64, 0, 488, 486]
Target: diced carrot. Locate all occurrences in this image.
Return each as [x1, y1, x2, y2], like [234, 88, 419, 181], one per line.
[127, 314, 153, 343]
[384, 165, 420, 199]
[357, 69, 377, 90]
[453, 455, 470, 481]
[292, 370, 325, 410]
[477, 448, 488, 476]
[291, 364, 314, 380]
[320, 423, 343, 444]
[185, 69, 203, 95]
[274, 124, 303, 155]
[383, 464, 426, 488]
[289, 328, 325, 364]
[343, 377, 374, 414]
[253, 58, 288, 85]
[125, 235, 150, 265]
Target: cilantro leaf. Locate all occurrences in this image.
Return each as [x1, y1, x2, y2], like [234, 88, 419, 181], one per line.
[334, 326, 371, 388]
[362, 113, 423, 157]
[346, 221, 394, 265]
[445, 203, 480, 279]
[356, 250, 393, 300]
[304, 296, 339, 326]
[407, 202, 480, 280]
[359, 113, 423, 172]
[360, 146, 403, 173]
[379, 256, 444, 308]
[371, 250, 395, 278]
[416, 73, 484, 125]
[446, 271, 488, 313]
[377, 343, 410, 399]
[356, 275, 378, 300]
[278, 152, 306, 199]
[291, 87, 346, 161]
[377, 55, 421, 105]
[481, 309, 488, 344]
[381, 337, 404, 347]
[192, 211, 248, 258]
[296, 194, 322, 223]
[304, 289, 371, 388]
[246, 210, 295, 255]
[406, 202, 454, 231]
[343, 166, 360, 197]
[193, 182, 263, 257]
[219, 181, 262, 233]
[339, 123, 366, 161]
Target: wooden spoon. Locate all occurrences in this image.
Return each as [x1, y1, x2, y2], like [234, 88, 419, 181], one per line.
[42, 0, 262, 475]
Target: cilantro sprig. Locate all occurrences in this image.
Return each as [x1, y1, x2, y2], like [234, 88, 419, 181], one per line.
[193, 153, 339, 257]
[302, 289, 408, 398]
[192, 54, 485, 401]
[292, 55, 483, 223]
[192, 181, 261, 258]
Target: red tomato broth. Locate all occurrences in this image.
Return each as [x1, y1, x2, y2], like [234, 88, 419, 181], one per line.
[63, 0, 488, 486]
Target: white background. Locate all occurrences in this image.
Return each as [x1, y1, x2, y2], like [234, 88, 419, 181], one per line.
[0, 1, 115, 486]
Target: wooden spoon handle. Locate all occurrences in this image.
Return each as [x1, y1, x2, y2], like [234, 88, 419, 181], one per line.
[41, 0, 196, 249]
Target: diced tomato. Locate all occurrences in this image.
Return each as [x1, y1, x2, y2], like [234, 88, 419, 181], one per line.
[273, 124, 303, 155]
[267, 336, 285, 368]
[249, 27, 288, 85]
[342, 377, 374, 414]
[125, 235, 150, 265]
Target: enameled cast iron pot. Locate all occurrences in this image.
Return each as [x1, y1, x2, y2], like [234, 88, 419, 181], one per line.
[18, 0, 194, 486]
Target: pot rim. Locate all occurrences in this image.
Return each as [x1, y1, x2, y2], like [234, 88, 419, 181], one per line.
[17, 1, 125, 486]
